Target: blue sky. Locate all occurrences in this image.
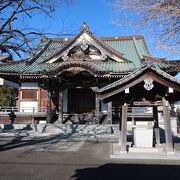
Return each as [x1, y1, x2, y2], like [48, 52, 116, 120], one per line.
[16, 0, 180, 77]
[29, 0, 179, 59]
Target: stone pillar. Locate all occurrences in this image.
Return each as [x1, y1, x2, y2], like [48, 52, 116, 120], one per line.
[162, 98, 174, 153]
[119, 104, 128, 153]
[107, 102, 112, 124]
[95, 93, 100, 124]
[46, 90, 51, 123]
[153, 106, 160, 145]
[58, 90, 63, 124]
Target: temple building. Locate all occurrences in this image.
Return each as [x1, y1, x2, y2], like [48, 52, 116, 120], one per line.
[0, 23, 179, 122]
[0, 23, 180, 153]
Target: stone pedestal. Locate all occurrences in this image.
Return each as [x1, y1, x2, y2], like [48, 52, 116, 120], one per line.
[133, 128, 153, 147]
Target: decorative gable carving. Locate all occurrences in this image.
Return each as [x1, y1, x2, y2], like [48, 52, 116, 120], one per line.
[67, 44, 103, 60]
[80, 39, 88, 50]
[144, 78, 154, 91]
[48, 34, 110, 63]
[47, 23, 127, 64]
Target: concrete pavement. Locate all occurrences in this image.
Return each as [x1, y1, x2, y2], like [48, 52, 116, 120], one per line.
[0, 124, 180, 179]
[0, 142, 180, 180]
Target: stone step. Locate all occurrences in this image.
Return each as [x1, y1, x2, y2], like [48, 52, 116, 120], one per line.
[36, 124, 120, 135]
[128, 147, 164, 154]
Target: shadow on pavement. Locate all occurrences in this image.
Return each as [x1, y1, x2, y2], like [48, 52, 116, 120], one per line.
[0, 134, 62, 151]
[0, 124, 80, 151]
[72, 163, 180, 180]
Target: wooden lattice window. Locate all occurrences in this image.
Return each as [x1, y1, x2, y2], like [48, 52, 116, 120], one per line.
[21, 89, 37, 100]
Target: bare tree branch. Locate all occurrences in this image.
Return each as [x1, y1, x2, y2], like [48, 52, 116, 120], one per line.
[0, 0, 72, 58]
[112, 0, 180, 53]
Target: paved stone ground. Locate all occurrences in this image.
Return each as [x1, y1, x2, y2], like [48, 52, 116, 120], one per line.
[0, 124, 119, 152]
[0, 142, 180, 180]
[0, 125, 180, 180]
[0, 124, 180, 153]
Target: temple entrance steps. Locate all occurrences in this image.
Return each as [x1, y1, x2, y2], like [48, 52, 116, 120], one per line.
[0, 123, 119, 136]
[37, 124, 120, 142]
[44, 124, 119, 136]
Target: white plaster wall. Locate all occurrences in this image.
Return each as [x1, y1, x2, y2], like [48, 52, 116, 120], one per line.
[20, 101, 38, 112]
[63, 89, 68, 112]
[101, 101, 108, 113]
[21, 82, 38, 89]
[174, 101, 180, 112]
[0, 78, 19, 88]
[0, 78, 4, 85]
[158, 114, 178, 136]
[4, 79, 19, 88]
[171, 117, 178, 135]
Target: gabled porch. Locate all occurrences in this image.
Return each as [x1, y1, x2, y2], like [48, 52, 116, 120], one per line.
[98, 65, 180, 155]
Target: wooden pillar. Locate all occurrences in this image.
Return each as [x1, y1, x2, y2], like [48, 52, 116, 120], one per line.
[46, 90, 51, 123]
[95, 93, 100, 124]
[153, 105, 160, 145]
[58, 90, 63, 124]
[18, 89, 21, 112]
[37, 87, 41, 112]
[118, 106, 122, 144]
[107, 102, 112, 124]
[162, 98, 174, 153]
[120, 103, 128, 153]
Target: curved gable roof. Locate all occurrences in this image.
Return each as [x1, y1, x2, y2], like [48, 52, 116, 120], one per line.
[99, 64, 180, 100]
[45, 26, 129, 64]
[0, 23, 179, 76]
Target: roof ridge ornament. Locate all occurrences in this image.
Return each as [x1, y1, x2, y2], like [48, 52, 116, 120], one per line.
[80, 22, 90, 32]
[142, 58, 156, 68]
[144, 77, 154, 91]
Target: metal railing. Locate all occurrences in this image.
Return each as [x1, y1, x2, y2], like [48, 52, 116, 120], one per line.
[0, 107, 47, 113]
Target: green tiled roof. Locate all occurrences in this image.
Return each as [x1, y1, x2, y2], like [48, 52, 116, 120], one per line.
[44, 60, 135, 75]
[90, 60, 135, 73]
[26, 41, 66, 72]
[0, 60, 27, 73]
[0, 40, 66, 74]
[0, 32, 178, 77]
[103, 37, 149, 69]
[141, 56, 180, 72]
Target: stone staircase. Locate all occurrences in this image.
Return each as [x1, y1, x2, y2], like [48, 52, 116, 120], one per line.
[35, 124, 119, 136]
